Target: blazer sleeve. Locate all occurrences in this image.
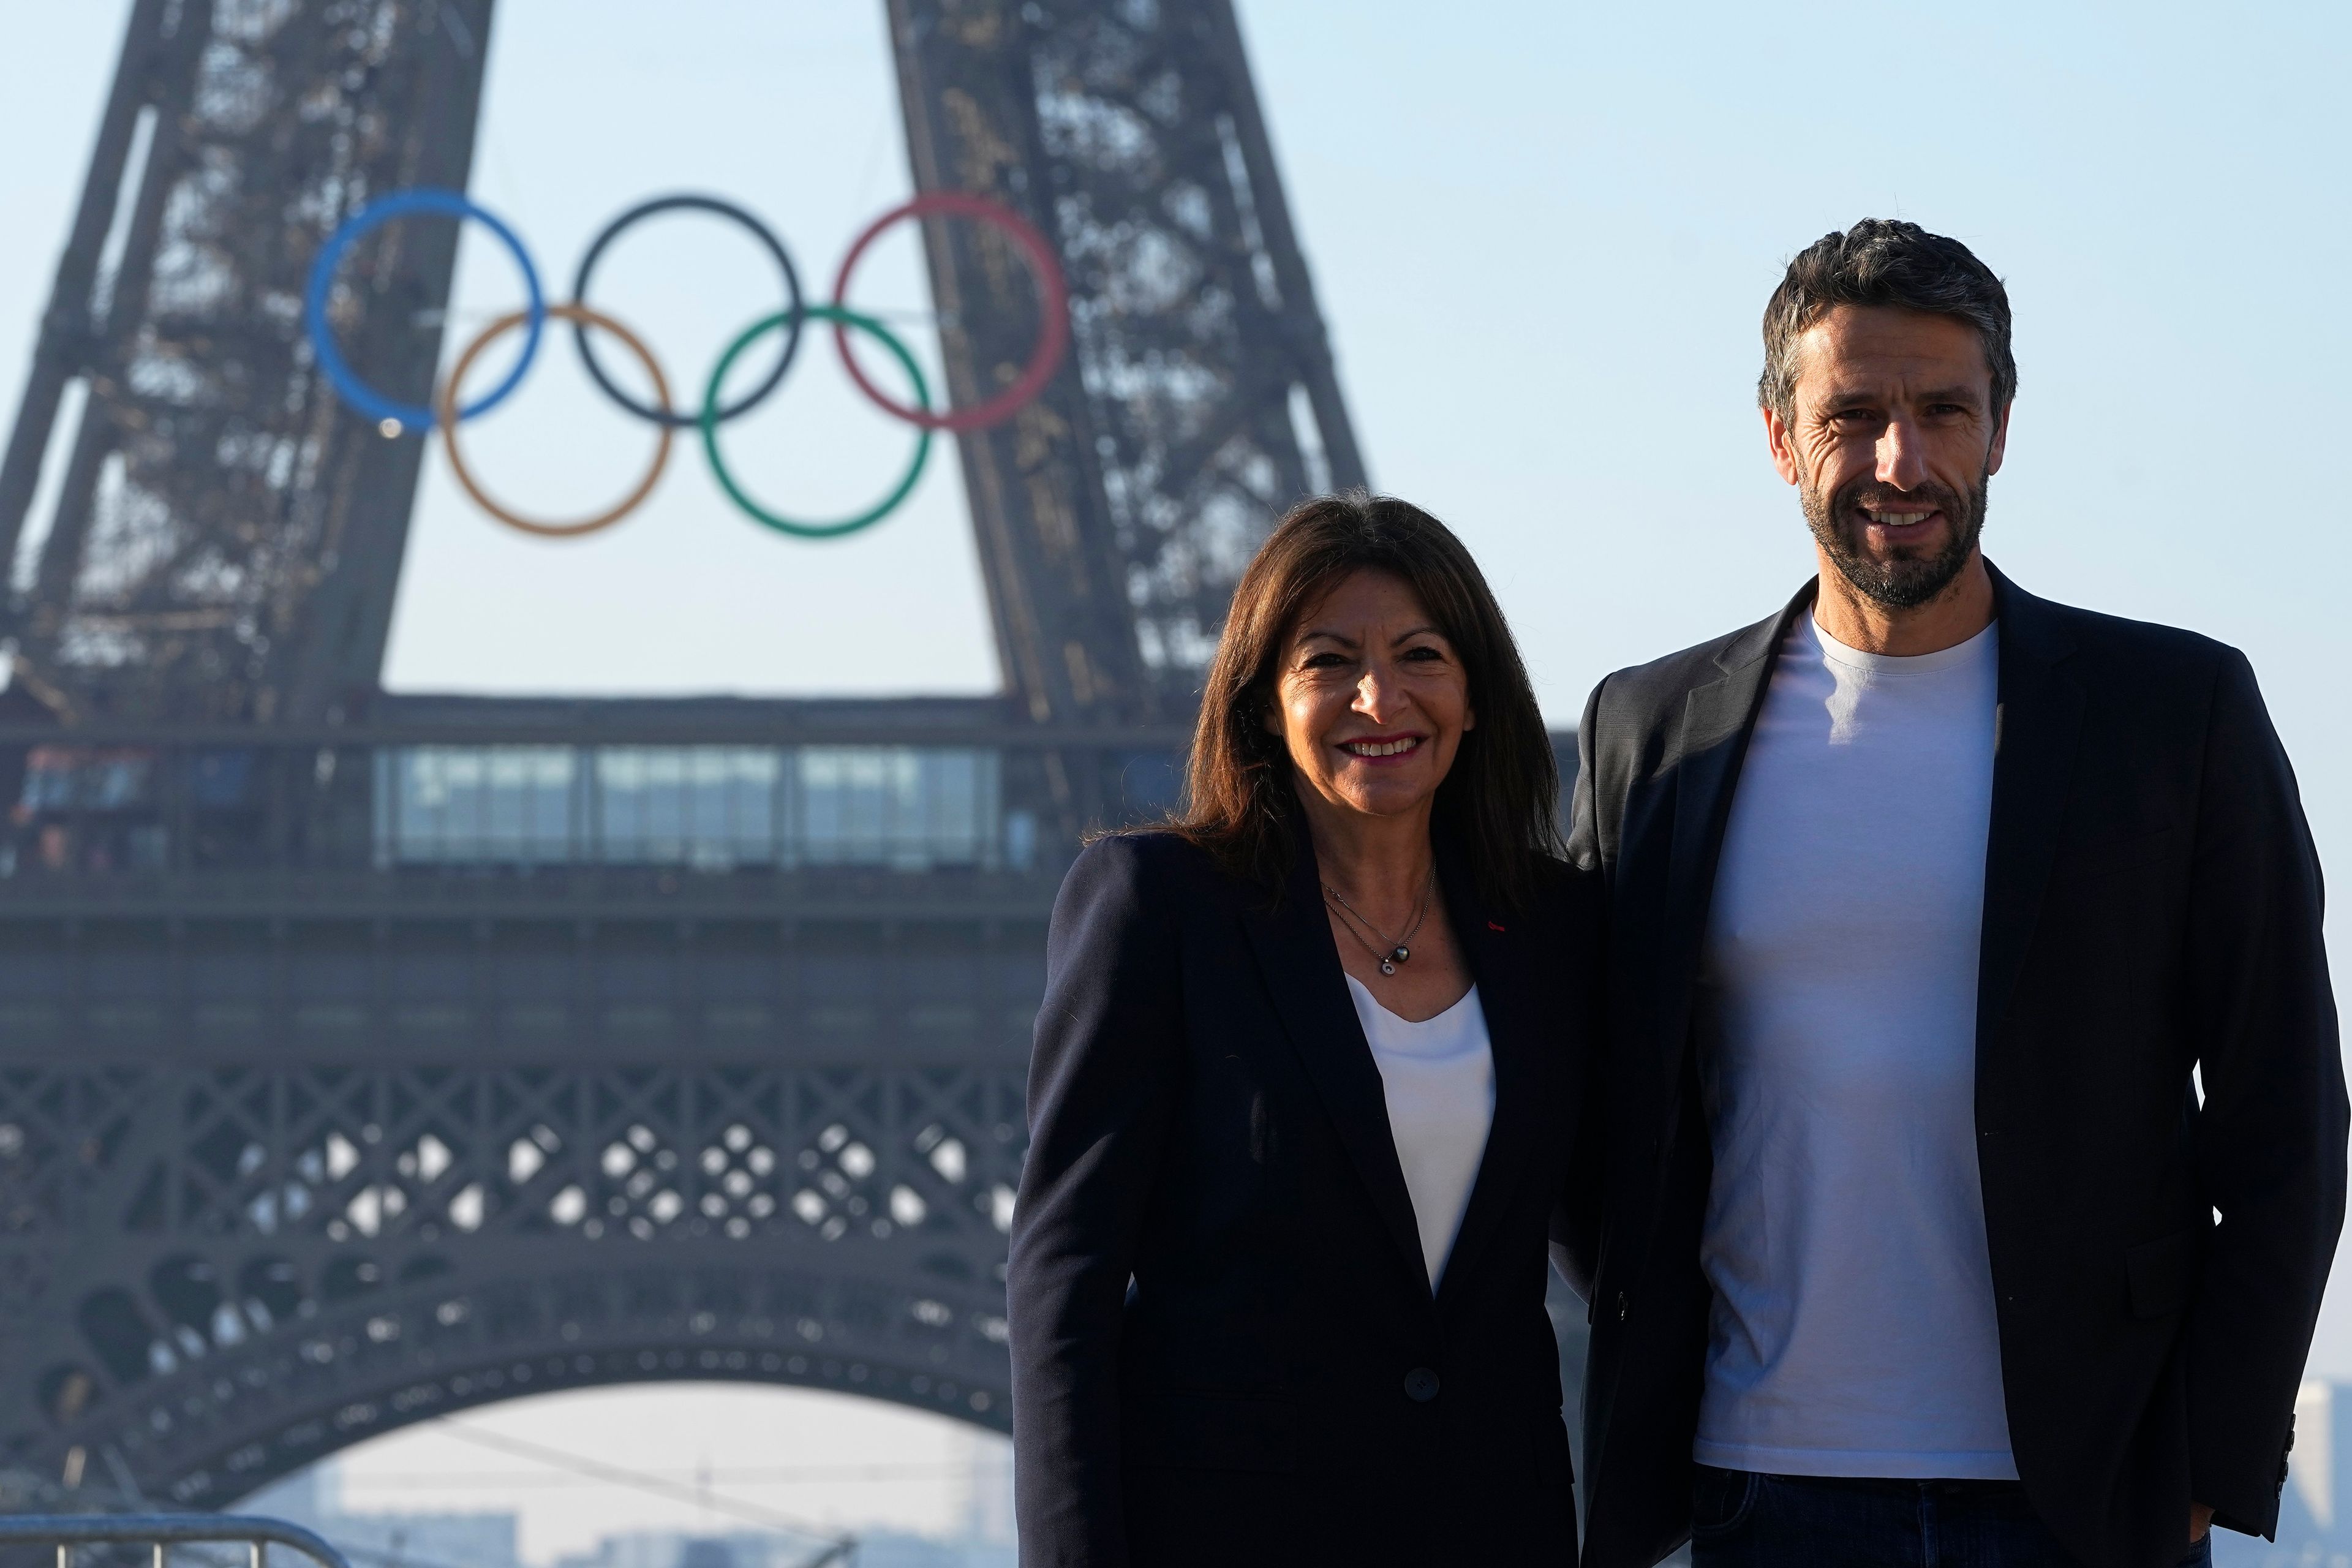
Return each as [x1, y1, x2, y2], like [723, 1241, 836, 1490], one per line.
[1548, 852, 1610, 1301]
[2182, 649, 2348, 1535]
[1566, 676, 1608, 876]
[1009, 837, 1187, 1568]
[1550, 679, 1615, 1297]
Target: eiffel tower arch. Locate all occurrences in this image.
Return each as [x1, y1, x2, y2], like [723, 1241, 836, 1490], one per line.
[0, 0, 1576, 1513]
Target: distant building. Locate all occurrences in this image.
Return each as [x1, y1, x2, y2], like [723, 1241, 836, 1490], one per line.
[241, 1464, 522, 1568]
[849, 1533, 1014, 1568]
[556, 1527, 779, 1568]
[238, 1447, 1016, 1568]
[2215, 1379, 2352, 1567]
[552, 1528, 1008, 1568]
[313, 1511, 521, 1568]
[958, 1433, 1014, 1549]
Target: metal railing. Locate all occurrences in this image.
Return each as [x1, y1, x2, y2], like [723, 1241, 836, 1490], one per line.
[0, 1514, 351, 1568]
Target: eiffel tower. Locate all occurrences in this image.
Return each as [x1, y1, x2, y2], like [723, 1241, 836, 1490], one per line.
[0, 0, 1578, 1510]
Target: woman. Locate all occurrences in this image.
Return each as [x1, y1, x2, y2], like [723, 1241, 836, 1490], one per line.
[1009, 492, 1600, 1566]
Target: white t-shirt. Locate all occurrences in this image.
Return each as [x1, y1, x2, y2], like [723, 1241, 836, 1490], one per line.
[1693, 614, 2015, 1479]
[1346, 976, 1494, 1287]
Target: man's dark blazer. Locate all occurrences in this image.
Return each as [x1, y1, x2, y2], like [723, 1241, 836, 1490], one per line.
[1008, 826, 1600, 1567]
[1567, 562, 2345, 1568]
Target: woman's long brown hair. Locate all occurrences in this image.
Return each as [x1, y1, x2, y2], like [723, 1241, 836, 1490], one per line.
[1169, 491, 1562, 909]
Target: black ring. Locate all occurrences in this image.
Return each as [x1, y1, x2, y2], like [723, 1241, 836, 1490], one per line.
[570, 193, 805, 429]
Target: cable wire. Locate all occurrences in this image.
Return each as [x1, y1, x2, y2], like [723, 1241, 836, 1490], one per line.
[424, 1420, 852, 1558]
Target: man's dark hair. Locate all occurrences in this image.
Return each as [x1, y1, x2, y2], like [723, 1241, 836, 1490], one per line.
[1758, 219, 2016, 422]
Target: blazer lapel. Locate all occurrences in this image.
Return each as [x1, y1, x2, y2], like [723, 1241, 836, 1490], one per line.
[1975, 563, 2084, 1055]
[1239, 834, 1430, 1289]
[1431, 850, 1547, 1306]
[1651, 582, 1813, 1095]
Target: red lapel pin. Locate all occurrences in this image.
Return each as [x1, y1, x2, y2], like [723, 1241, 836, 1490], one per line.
[1487, 921, 1506, 933]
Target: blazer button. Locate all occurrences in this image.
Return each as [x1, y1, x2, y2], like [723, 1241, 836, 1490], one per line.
[1403, 1367, 1441, 1403]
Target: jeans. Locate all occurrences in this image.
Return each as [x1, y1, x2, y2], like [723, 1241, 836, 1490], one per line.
[1689, 1466, 2215, 1568]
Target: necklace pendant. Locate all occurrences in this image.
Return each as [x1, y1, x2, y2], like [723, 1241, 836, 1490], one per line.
[1379, 957, 1397, 976]
[1392, 944, 1409, 965]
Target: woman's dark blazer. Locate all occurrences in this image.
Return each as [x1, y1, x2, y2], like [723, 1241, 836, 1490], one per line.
[1008, 826, 1601, 1567]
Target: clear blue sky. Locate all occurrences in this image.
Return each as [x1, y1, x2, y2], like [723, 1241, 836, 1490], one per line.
[1, 0, 2348, 1526]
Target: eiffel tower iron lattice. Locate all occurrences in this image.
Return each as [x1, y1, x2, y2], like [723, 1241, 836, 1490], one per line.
[0, 0, 1586, 1512]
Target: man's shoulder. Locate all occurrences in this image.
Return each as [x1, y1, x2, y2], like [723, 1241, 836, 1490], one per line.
[1588, 610, 1786, 730]
[2007, 579, 2242, 684]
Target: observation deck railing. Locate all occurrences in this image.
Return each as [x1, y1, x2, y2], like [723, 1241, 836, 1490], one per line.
[0, 712, 1193, 905]
[373, 742, 1006, 872]
[0, 1514, 351, 1568]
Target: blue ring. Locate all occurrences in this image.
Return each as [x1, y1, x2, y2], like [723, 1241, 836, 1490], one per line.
[304, 187, 544, 434]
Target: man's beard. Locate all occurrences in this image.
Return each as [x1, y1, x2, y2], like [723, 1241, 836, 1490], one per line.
[1800, 466, 1989, 610]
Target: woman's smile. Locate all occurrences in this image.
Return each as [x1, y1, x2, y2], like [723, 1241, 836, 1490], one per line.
[1338, 731, 1427, 761]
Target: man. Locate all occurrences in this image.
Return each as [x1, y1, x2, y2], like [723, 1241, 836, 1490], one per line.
[1567, 219, 2345, 1568]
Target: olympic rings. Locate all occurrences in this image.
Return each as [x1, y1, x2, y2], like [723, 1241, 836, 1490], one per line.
[570, 194, 804, 430]
[305, 184, 1069, 541]
[438, 304, 674, 539]
[306, 187, 545, 434]
[830, 191, 1070, 434]
[701, 306, 931, 540]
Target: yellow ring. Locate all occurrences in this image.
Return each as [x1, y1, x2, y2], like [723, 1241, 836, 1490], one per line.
[435, 302, 673, 539]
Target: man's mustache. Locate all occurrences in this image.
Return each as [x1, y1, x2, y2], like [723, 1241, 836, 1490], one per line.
[1833, 481, 1966, 519]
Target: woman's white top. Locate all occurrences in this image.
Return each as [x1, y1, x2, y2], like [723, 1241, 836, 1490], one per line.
[1344, 975, 1496, 1287]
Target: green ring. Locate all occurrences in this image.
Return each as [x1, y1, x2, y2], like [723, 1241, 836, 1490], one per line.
[699, 304, 932, 539]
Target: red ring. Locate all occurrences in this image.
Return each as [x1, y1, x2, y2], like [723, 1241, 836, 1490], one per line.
[830, 191, 1070, 433]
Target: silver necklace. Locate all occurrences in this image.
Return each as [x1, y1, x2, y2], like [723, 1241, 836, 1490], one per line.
[1322, 871, 1434, 976]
